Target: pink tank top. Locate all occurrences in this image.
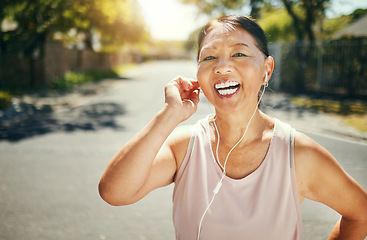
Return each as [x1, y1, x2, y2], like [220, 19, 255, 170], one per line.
[172, 117, 302, 240]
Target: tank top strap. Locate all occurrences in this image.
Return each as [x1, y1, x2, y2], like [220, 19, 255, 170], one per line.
[282, 121, 303, 235]
[290, 127, 296, 168]
[173, 118, 206, 185]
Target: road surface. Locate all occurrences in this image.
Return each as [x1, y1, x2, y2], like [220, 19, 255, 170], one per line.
[0, 60, 366, 240]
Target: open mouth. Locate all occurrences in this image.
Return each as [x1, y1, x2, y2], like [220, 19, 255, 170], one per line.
[214, 81, 240, 96]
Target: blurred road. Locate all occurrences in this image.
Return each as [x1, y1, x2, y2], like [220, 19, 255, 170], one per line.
[0, 60, 366, 240]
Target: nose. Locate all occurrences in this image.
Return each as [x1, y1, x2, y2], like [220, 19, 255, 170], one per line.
[214, 57, 233, 75]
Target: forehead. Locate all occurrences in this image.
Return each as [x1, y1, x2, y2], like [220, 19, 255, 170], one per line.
[201, 23, 256, 50]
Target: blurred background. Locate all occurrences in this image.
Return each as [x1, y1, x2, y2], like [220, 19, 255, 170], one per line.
[0, 0, 366, 97]
[0, 0, 367, 240]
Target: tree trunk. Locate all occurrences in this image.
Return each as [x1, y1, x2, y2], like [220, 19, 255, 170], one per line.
[281, 0, 304, 41]
[250, 0, 262, 19]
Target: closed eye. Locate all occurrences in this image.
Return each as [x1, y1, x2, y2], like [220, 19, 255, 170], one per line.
[232, 52, 247, 57]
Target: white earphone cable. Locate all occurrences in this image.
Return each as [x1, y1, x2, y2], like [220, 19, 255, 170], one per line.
[197, 74, 268, 240]
[214, 83, 267, 172]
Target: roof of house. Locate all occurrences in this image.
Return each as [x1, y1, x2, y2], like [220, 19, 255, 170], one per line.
[333, 14, 367, 38]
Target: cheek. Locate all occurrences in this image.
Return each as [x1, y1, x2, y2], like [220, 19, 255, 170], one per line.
[237, 61, 263, 84]
[196, 68, 213, 98]
[196, 67, 202, 81]
[196, 65, 208, 86]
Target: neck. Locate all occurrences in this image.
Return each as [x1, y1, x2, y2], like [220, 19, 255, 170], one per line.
[213, 108, 265, 147]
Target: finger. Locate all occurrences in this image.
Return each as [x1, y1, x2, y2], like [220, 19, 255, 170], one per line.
[180, 77, 192, 91]
[185, 78, 199, 90]
[171, 77, 188, 93]
[183, 90, 200, 109]
[174, 76, 198, 91]
[190, 80, 200, 89]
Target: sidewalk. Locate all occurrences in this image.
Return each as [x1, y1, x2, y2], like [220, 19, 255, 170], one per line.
[262, 92, 367, 144]
[1, 79, 367, 144]
[0, 79, 121, 121]
[0, 79, 125, 141]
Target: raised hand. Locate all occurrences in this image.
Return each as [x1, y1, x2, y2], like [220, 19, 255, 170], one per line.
[164, 76, 200, 122]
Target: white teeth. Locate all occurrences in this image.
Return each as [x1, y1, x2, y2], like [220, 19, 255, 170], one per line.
[215, 81, 239, 95]
[215, 81, 239, 90]
[218, 88, 237, 95]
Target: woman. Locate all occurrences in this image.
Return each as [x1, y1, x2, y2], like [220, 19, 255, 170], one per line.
[99, 16, 367, 239]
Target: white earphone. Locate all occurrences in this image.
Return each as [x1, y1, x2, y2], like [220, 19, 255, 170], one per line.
[197, 75, 268, 239]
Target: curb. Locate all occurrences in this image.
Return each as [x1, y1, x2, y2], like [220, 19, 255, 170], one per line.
[262, 93, 367, 145]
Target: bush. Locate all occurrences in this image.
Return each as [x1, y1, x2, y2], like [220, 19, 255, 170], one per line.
[0, 90, 12, 110]
[52, 70, 119, 90]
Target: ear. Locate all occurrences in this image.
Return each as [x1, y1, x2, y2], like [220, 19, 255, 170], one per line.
[263, 56, 274, 86]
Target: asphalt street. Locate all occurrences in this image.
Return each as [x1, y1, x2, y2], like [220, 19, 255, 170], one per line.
[0, 60, 366, 240]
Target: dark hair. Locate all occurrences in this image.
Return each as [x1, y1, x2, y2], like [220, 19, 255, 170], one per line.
[197, 15, 269, 61]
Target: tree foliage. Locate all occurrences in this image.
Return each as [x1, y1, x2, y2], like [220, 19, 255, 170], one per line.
[280, 0, 330, 42]
[0, 0, 146, 56]
[65, 0, 146, 51]
[257, 8, 295, 42]
[181, 0, 331, 42]
[321, 8, 367, 39]
[180, 0, 247, 16]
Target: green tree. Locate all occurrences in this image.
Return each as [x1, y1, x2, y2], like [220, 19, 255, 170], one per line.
[249, 0, 265, 19]
[1, 0, 64, 56]
[321, 14, 351, 38]
[0, 0, 146, 56]
[257, 7, 295, 42]
[180, 0, 247, 16]
[280, 0, 330, 42]
[181, 0, 330, 42]
[61, 0, 147, 51]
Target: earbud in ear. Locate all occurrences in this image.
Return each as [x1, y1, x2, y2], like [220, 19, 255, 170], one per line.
[264, 72, 268, 87]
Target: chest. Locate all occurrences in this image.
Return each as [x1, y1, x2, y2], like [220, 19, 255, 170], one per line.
[211, 138, 272, 179]
[173, 133, 302, 240]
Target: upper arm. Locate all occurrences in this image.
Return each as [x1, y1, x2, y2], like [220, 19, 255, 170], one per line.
[295, 132, 367, 220]
[134, 125, 192, 200]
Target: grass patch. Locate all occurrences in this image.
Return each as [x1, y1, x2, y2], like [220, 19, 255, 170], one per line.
[52, 63, 136, 90]
[291, 96, 367, 132]
[343, 114, 367, 132]
[114, 63, 136, 76]
[52, 70, 119, 90]
[0, 90, 12, 110]
[0, 64, 137, 110]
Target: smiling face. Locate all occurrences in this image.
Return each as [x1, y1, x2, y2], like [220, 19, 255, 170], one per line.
[197, 23, 272, 114]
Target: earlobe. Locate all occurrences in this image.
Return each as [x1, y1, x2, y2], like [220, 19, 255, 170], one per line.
[265, 56, 274, 78]
[264, 56, 274, 87]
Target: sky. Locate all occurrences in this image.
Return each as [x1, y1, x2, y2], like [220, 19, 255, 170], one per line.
[137, 0, 367, 41]
[326, 0, 367, 17]
[137, 0, 209, 41]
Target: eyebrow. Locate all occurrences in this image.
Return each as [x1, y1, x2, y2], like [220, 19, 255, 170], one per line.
[232, 42, 249, 48]
[201, 46, 217, 51]
[202, 42, 249, 51]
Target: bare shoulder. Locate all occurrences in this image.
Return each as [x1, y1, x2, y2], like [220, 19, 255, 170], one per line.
[294, 131, 337, 169]
[294, 131, 367, 220]
[294, 132, 343, 198]
[166, 124, 195, 171]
